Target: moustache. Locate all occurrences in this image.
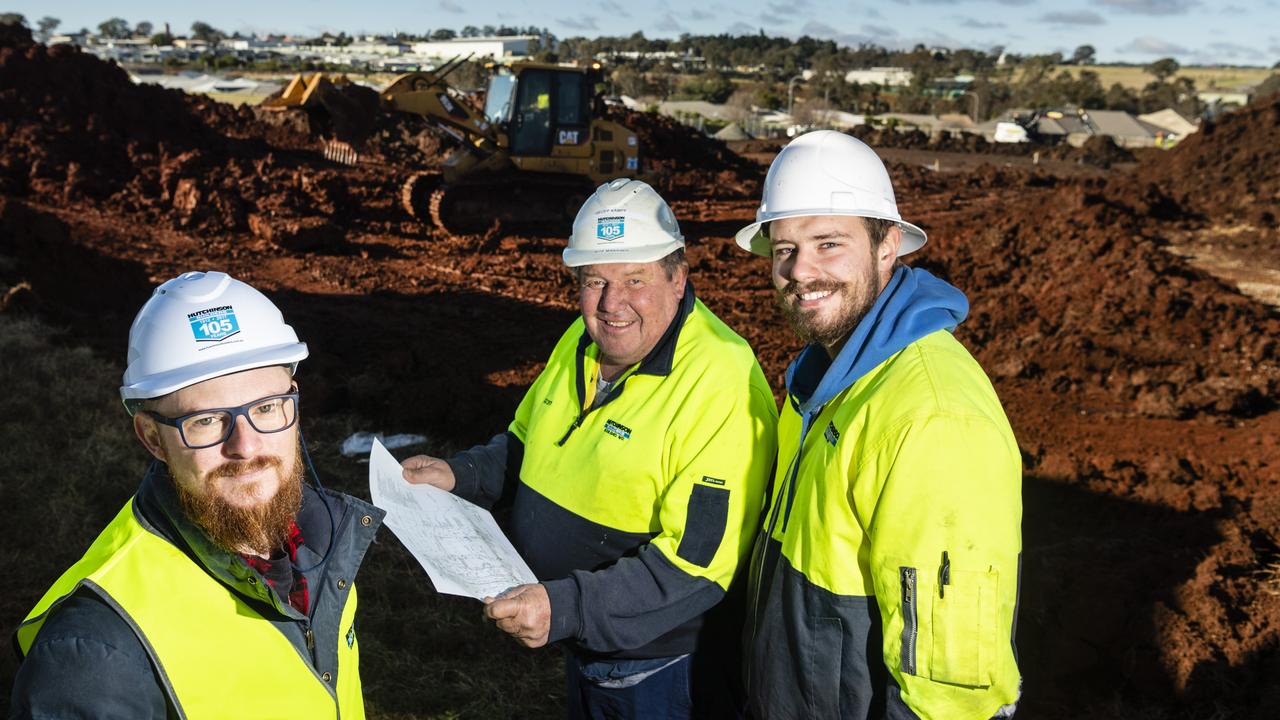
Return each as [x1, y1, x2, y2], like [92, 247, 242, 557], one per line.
[208, 456, 282, 481]
[778, 279, 845, 298]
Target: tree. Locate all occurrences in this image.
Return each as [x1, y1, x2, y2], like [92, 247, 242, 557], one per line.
[430, 28, 456, 40]
[1145, 57, 1180, 83]
[36, 16, 59, 34]
[460, 25, 479, 38]
[190, 21, 223, 45]
[150, 31, 174, 46]
[1071, 44, 1096, 66]
[135, 21, 153, 37]
[97, 17, 131, 39]
[0, 13, 26, 27]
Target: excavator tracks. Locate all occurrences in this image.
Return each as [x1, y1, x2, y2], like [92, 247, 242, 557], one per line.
[402, 173, 590, 237]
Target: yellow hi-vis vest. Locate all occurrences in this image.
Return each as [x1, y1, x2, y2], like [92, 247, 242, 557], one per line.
[16, 499, 364, 720]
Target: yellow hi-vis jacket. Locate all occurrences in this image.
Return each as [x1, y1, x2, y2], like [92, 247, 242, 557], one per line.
[448, 286, 778, 658]
[15, 474, 380, 719]
[746, 329, 1022, 719]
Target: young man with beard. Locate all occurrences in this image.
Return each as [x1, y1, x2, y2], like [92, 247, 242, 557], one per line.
[11, 271, 384, 719]
[403, 179, 777, 718]
[735, 131, 1023, 719]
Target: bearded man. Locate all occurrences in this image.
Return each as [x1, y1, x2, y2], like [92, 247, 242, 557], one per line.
[736, 131, 1024, 719]
[11, 271, 384, 719]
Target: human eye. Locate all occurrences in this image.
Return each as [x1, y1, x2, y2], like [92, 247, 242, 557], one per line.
[253, 399, 282, 416]
[772, 246, 794, 258]
[189, 413, 222, 428]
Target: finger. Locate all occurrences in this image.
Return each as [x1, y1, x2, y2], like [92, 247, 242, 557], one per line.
[485, 598, 518, 620]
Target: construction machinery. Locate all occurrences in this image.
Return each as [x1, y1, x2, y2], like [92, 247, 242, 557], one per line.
[262, 57, 644, 234]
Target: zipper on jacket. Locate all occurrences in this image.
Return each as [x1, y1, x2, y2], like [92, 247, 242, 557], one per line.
[305, 625, 316, 660]
[556, 414, 585, 446]
[900, 567, 918, 675]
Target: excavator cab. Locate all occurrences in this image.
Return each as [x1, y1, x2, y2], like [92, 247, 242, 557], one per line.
[486, 65, 592, 157]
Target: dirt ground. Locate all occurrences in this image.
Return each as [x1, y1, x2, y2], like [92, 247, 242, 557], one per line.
[2, 30, 1280, 718]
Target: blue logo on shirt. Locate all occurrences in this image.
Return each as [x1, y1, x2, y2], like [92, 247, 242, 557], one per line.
[596, 216, 625, 241]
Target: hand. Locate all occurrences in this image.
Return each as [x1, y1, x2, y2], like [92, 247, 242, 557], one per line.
[401, 454, 456, 492]
[483, 583, 551, 648]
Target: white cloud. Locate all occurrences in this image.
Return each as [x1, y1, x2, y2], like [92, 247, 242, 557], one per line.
[1041, 10, 1106, 24]
[1094, 0, 1199, 14]
[863, 23, 898, 37]
[656, 13, 684, 31]
[801, 21, 841, 37]
[558, 16, 599, 31]
[439, 0, 465, 13]
[689, 8, 714, 20]
[958, 17, 1007, 28]
[1117, 35, 1190, 54]
[599, 0, 631, 18]
[1206, 41, 1265, 60]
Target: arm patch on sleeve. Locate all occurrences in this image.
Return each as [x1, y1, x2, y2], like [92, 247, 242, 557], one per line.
[676, 484, 730, 568]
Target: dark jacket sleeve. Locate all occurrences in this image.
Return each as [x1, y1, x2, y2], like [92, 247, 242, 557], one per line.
[444, 431, 524, 509]
[544, 546, 726, 653]
[10, 591, 171, 719]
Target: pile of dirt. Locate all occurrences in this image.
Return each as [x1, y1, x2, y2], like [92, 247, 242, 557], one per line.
[603, 107, 763, 198]
[1143, 93, 1280, 234]
[923, 174, 1279, 420]
[0, 37, 405, 245]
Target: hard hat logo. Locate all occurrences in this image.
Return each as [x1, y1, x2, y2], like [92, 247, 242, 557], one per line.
[188, 306, 241, 344]
[596, 216, 626, 241]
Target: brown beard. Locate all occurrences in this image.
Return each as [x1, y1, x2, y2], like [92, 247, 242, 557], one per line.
[775, 272, 880, 352]
[170, 447, 304, 556]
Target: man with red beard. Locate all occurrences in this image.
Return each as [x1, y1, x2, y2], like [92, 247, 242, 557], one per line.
[736, 132, 1023, 719]
[11, 271, 384, 719]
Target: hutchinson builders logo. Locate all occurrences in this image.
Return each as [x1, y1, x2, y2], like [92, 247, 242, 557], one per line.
[188, 305, 241, 343]
[596, 215, 625, 241]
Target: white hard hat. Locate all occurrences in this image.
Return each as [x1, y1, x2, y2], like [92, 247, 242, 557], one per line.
[563, 178, 685, 267]
[120, 271, 308, 410]
[735, 130, 927, 257]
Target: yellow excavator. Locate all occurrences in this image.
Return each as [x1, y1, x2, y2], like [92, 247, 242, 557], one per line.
[262, 57, 644, 234]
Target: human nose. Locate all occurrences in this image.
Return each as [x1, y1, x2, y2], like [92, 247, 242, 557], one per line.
[222, 412, 263, 458]
[597, 283, 627, 314]
[781, 246, 819, 284]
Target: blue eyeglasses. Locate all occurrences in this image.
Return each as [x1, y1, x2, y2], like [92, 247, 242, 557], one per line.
[145, 390, 300, 449]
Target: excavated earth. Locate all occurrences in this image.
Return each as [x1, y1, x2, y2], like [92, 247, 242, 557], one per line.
[2, 31, 1279, 718]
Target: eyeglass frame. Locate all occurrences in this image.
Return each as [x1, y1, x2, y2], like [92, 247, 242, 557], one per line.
[142, 388, 301, 450]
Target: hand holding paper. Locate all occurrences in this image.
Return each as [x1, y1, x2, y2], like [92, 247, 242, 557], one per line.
[368, 438, 536, 600]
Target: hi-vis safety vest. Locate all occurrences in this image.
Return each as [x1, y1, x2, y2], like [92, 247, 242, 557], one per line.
[17, 499, 364, 720]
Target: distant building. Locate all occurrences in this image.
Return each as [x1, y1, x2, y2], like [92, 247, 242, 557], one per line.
[844, 67, 913, 87]
[410, 36, 536, 61]
[1138, 108, 1199, 142]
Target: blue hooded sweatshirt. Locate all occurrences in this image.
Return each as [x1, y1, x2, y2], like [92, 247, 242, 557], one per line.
[779, 264, 969, 527]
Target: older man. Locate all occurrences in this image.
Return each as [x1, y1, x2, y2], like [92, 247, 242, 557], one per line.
[736, 131, 1023, 719]
[11, 271, 384, 719]
[403, 178, 777, 718]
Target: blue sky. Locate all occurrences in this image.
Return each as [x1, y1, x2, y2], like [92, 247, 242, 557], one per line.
[12, 0, 1280, 65]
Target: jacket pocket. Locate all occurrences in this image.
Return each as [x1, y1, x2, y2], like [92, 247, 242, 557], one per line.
[929, 567, 997, 687]
[676, 483, 729, 568]
[805, 616, 844, 718]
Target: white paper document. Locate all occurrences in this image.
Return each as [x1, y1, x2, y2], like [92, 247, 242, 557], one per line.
[368, 438, 537, 600]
